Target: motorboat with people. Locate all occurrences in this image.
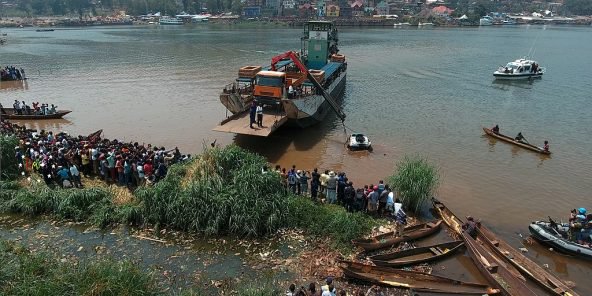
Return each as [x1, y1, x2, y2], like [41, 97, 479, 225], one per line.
[347, 133, 372, 151]
[529, 215, 592, 260]
[493, 58, 545, 80]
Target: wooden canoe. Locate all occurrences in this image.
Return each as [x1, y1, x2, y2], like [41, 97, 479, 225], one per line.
[483, 127, 551, 155]
[461, 231, 538, 296]
[433, 199, 578, 296]
[432, 200, 525, 281]
[352, 220, 442, 252]
[341, 260, 499, 295]
[370, 240, 464, 268]
[1, 108, 71, 120]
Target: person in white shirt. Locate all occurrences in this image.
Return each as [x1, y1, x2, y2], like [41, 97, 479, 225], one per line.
[256, 103, 263, 127]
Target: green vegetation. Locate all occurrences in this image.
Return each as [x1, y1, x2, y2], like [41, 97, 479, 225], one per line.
[389, 155, 440, 213]
[0, 144, 374, 251]
[0, 135, 19, 181]
[564, 0, 592, 15]
[0, 240, 161, 296]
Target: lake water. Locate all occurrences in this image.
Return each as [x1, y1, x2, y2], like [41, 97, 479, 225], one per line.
[2, 24, 592, 294]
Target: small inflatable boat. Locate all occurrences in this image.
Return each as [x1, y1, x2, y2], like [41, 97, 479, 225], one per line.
[347, 133, 372, 151]
[529, 219, 592, 259]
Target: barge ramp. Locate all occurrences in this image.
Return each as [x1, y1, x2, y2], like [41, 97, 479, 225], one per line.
[213, 110, 287, 137]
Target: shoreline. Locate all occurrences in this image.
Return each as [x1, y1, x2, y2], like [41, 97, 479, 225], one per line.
[2, 16, 592, 28]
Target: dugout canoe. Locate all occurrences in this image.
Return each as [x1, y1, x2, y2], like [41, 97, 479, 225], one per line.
[370, 240, 464, 268]
[352, 220, 442, 252]
[341, 260, 499, 295]
[461, 231, 537, 296]
[432, 199, 577, 296]
[1, 108, 71, 120]
[483, 127, 550, 155]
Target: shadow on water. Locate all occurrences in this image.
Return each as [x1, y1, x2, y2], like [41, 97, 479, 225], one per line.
[490, 78, 541, 90]
[0, 80, 29, 91]
[233, 111, 344, 164]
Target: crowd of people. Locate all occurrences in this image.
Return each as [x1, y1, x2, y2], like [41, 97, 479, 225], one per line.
[2, 100, 59, 116]
[285, 277, 387, 296]
[1, 119, 190, 189]
[569, 208, 592, 245]
[0, 66, 26, 81]
[273, 164, 408, 233]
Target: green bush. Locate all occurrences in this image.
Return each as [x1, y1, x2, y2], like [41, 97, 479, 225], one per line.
[138, 145, 289, 237]
[389, 155, 440, 213]
[286, 197, 377, 250]
[0, 135, 20, 181]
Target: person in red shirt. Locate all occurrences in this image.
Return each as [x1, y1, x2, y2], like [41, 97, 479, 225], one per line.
[115, 156, 124, 185]
[143, 160, 153, 182]
[543, 140, 550, 152]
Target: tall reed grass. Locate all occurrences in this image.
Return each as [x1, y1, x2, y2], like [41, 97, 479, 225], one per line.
[0, 135, 20, 181]
[389, 155, 440, 213]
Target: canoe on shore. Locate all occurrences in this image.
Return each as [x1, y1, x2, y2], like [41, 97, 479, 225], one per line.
[341, 260, 499, 295]
[1, 108, 71, 120]
[433, 199, 578, 296]
[370, 240, 464, 268]
[483, 127, 550, 155]
[461, 231, 538, 296]
[352, 220, 442, 252]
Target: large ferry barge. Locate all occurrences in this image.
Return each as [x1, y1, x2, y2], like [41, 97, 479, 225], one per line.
[214, 21, 347, 137]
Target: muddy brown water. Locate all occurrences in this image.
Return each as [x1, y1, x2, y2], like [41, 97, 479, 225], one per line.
[2, 25, 592, 294]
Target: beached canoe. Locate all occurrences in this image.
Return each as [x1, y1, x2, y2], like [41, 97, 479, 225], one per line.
[1, 108, 71, 120]
[352, 220, 442, 252]
[433, 199, 578, 296]
[341, 260, 499, 295]
[483, 127, 550, 155]
[461, 231, 538, 296]
[370, 240, 464, 268]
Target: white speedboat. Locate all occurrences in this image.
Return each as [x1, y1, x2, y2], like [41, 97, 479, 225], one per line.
[480, 16, 493, 26]
[159, 17, 184, 25]
[493, 58, 545, 80]
[347, 133, 372, 151]
[418, 22, 434, 26]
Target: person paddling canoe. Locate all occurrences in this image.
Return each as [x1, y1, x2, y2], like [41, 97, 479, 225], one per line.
[515, 132, 528, 143]
[492, 124, 500, 134]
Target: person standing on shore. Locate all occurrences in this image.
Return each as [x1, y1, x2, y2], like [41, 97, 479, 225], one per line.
[311, 168, 320, 201]
[326, 171, 337, 204]
[320, 170, 329, 200]
[299, 170, 309, 196]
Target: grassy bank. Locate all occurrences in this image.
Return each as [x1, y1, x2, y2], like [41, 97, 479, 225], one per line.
[0, 239, 282, 295]
[0, 240, 161, 295]
[0, 142, 375, 251]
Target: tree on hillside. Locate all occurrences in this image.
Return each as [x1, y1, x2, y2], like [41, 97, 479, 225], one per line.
[564, 0, 592, 15]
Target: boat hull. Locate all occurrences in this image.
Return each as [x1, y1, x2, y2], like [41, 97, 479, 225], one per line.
[1, 108, 71, 120]
[483, 127, 550, 155]
[529, 221, 592, 260]
[282, 71, 347, 128]
[370, 240, 464, 267]
[351, 220, 442, 252]
[493, 72, 543, 80]
[341, 261, 496, 295]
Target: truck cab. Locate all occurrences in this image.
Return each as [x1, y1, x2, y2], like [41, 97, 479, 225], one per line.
[254, 71, 286, 105]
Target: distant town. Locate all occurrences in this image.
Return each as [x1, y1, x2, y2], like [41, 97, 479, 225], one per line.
[1, 0, 591, 27]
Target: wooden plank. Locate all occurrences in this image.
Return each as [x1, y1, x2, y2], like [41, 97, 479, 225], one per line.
[213, 111, 288, 137]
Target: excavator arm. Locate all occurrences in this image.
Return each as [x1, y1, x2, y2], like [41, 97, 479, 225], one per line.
[270, 51, 346, 122]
